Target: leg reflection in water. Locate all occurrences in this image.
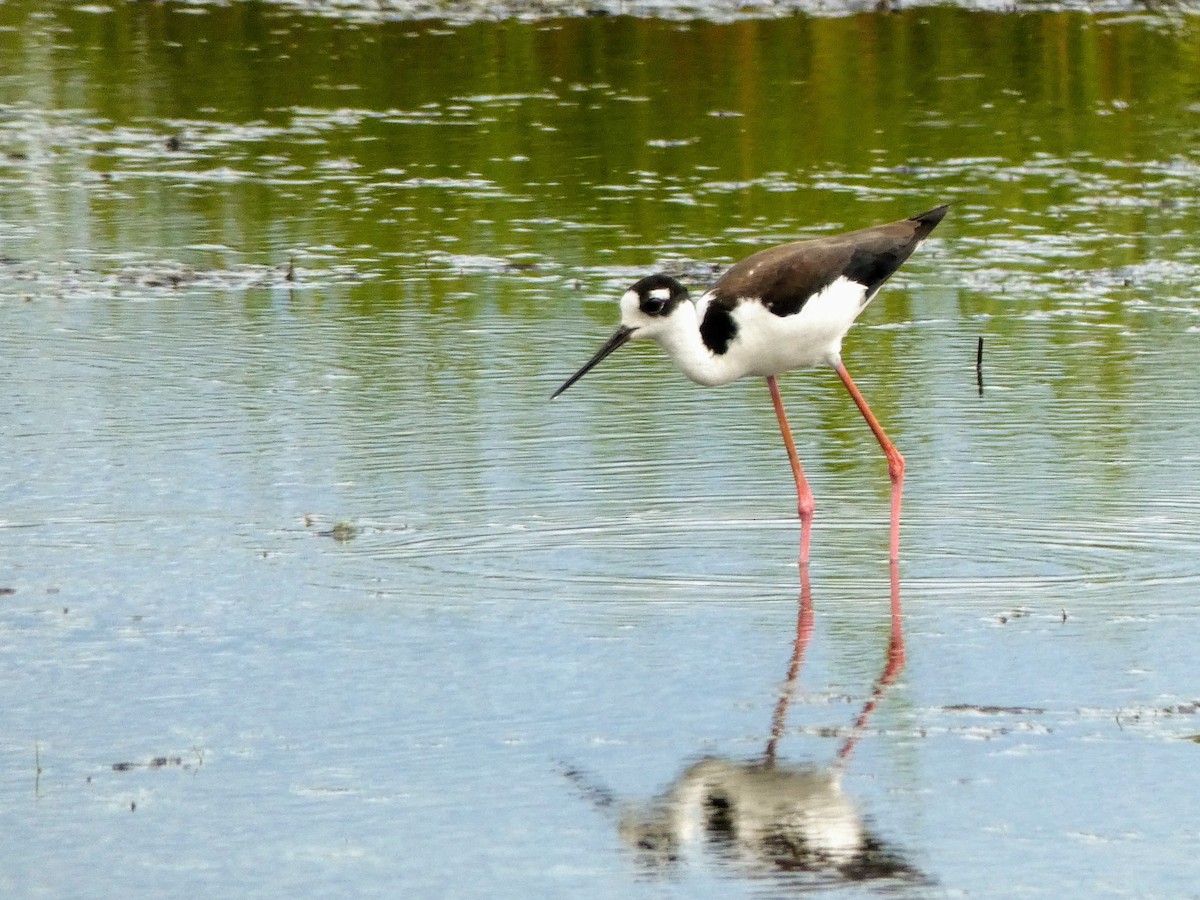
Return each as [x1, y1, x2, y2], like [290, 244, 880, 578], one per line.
[573, 561, 925, 888]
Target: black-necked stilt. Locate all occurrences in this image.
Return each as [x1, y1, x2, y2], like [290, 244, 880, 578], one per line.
[553, 205, 948, 565]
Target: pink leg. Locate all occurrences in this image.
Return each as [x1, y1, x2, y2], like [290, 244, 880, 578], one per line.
[766, 375, 814, 566]
[834, 362, 905, 562]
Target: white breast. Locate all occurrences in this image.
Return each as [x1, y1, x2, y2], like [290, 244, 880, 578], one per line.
[707, 276, 871, 380]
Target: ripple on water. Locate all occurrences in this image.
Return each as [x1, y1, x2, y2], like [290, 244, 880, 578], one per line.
[367, 513, 796, 598]
[906, 509, 1200, 598]
[333, 477, 1200, 618]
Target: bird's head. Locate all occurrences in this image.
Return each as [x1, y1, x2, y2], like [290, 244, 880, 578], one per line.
[552, 274, 690, 398]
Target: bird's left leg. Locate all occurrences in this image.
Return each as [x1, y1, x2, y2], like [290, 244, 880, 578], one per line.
[834, 362, 905, 562]
[766, 375, 815, 567]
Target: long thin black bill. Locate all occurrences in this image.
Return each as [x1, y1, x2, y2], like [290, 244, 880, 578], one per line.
[551, 326, 635, 399]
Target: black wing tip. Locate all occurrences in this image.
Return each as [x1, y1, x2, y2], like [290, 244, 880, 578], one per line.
[909, 203, 951, 230]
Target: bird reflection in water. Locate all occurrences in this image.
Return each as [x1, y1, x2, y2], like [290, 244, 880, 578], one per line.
[575, 563, 925, 889]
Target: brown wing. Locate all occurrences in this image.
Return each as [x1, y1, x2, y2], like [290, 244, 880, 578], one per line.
[709, 205, 948, 317]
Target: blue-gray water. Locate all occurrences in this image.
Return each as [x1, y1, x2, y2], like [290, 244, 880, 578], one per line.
[3, 1, 1200, 896]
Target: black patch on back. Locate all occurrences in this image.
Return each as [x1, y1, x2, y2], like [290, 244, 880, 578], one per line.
[699, 296, 739, 354]
[761, 280, 820, 318]
[843, 247, 903, 297]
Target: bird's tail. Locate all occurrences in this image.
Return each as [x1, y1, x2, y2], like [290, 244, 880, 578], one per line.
[908, 204, 951, 239]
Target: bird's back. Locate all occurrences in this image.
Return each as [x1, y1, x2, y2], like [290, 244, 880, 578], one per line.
[710, 205, 948, 317]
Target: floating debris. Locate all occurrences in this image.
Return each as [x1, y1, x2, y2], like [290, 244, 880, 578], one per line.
[318, 521, 359, 543]
[997, 608, 1032, 625]
[111, 755, 188, 772]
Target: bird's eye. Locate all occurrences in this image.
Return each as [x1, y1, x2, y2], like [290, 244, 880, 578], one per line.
[642, 297, 666, 315]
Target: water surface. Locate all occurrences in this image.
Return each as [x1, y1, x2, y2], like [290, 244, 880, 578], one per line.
[2, 2, 1200, 896]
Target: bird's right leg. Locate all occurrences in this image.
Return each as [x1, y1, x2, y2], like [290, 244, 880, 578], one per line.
[766, 375, 814, 567]
[834, 361, 905, 563]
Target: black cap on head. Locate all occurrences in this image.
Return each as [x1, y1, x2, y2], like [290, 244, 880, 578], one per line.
[628, 274, 688, 318]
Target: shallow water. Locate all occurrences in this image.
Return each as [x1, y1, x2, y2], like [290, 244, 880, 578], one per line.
[2, 1, 1200, 896]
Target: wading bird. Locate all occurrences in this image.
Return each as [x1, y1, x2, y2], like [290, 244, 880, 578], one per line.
[552, 205, 948, 564]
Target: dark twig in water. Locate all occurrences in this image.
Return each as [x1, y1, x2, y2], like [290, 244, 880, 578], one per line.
[976, 336, 984, 395]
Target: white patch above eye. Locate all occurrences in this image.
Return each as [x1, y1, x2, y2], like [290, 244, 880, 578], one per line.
[649, 287, 672, 301]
